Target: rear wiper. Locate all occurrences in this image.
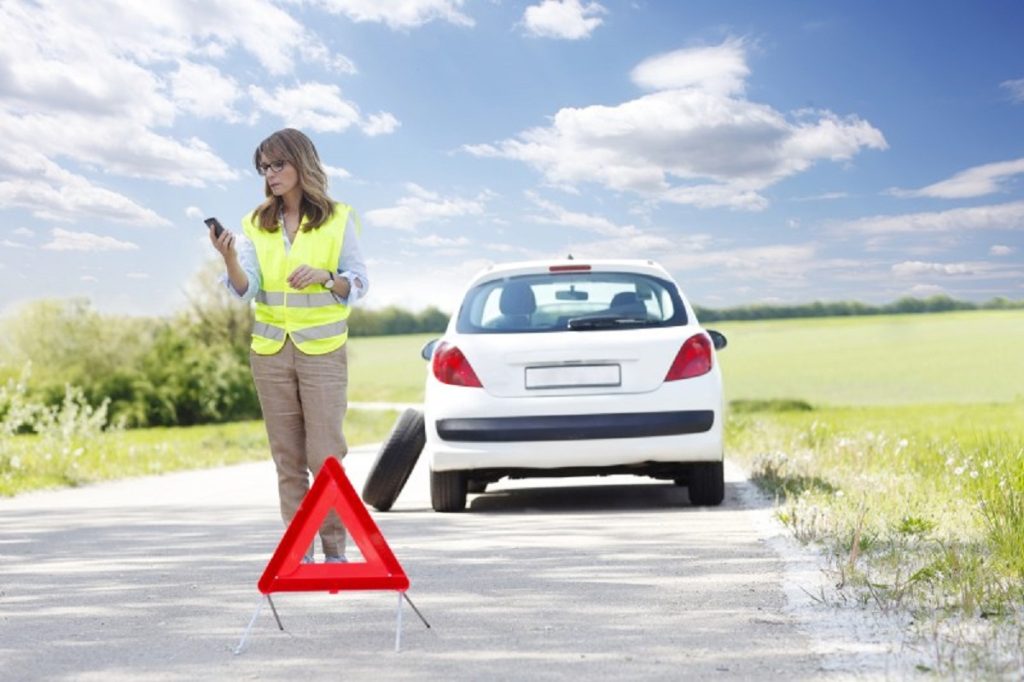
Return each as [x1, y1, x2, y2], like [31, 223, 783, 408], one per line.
[568, 316, 653, 330]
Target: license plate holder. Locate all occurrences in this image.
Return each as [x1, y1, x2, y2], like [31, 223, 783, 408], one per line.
[525, 364, 621, 389]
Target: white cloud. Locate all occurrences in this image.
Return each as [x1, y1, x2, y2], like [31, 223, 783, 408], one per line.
[631, 39, 748, 95]
[0, 0, 368, 214]
[891, 261, 973, 278]
[126, 272, 150, 279]
[42, 229, 140, 252]
[80, 275, 98, 282]
[250, 83, 400, 137]
[361, 112, 401, 137]
[1001, 78, 1024, 103]
[1, 240, 28, 249]
[990, 244, 1014, 256]
[525, 192, 641, 237]
[890, 158, 1024, 199]
[170, 60, 244, 122]
[908, 284, 946, 297]
[465, 39, 886, 210]
[250, 83, 361, 133]
[324, 164, 352, 180]
[664, 244, 819, 275]
[0, 151, 171, 226]
[185, 206, 204, 220]
[523, 0, 606, 40]
[792, 191, 849, 201]
[364, 184, 488, 230]
[566, 233, 676, 259]
[840, 201, 1024, 236]
[411, 234, 471, 247]
[309, 0, 473, 29]
[13, 228, 34, 237]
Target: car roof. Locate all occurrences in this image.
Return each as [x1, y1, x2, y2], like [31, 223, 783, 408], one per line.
[466, 258, 675, 288]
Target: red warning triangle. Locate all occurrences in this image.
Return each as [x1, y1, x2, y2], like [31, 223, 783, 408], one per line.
[258, 456, 410, 595]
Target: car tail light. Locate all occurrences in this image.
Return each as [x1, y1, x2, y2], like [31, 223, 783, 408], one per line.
[432, 342, 483, 387]
[664, 333, 713, 381]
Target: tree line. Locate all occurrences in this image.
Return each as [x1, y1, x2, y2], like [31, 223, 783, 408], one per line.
[1, 281, 1019, 430]
[694, 294, 1024, 322]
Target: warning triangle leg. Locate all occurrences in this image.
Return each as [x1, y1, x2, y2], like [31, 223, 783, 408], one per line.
[234, 595, 265, 655]
[402, 592, 431, 629]
[234, 594, 287, 655]
[267, 595, 285, 631]
[394, 592, 403, 652]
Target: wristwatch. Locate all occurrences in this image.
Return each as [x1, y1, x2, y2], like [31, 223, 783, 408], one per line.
[324, 271, 336, 290]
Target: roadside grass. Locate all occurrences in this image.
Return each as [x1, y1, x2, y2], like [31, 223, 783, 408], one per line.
[727, 400, 1024, 677]
[0, 406, 397, 497]
[713, 310, 1024, 405]
[346, 310, 1024, 406]
[347, 333, 435, 403]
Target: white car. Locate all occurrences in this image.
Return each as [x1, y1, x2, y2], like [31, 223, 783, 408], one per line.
[419, 258, 727, 512]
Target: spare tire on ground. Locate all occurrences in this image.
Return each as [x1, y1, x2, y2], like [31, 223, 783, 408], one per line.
[361, 408, 426, 511]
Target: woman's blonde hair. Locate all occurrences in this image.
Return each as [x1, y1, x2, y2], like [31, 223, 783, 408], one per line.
[252, 128, 335, 232]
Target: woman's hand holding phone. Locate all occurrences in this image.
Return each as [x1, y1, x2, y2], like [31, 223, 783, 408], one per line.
[205, 216, 236, 260]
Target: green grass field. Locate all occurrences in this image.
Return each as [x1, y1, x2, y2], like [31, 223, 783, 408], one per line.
[346, 311, 1024, 406]
[347, 333, 436, 403]
[712, 310, 1024, 405]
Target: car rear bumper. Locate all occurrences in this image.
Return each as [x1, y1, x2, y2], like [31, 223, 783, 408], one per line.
[436, 410, 713, 442]
[428, 426, 723, 472]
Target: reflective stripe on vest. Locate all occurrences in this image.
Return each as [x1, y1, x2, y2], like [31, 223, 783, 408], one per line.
[252, 321, 287, 341]
[253, 319, 347, 344]
[255, 290, 338, 308]
[290, 320, 348, 344]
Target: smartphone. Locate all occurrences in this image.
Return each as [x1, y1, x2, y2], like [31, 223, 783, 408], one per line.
[204, 217, 225, 239]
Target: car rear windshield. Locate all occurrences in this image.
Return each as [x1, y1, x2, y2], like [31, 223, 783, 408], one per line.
[455, 271, 689, 333]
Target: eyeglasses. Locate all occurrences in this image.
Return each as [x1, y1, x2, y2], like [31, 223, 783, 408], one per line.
[257, 160, 288, 176]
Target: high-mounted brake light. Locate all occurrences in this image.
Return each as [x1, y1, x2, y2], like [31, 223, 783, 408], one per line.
[664, 333, 713, 381]
[432, 342, 483, 387]
[549, 264, 592, 273]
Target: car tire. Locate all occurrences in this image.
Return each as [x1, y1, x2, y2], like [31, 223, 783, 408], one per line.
[361, 409, 426, 512]
[431, 469, 467, 512]
[687, 461, 724, 506]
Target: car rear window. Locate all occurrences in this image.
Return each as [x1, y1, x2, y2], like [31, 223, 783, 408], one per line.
[455, 271, 689, 333]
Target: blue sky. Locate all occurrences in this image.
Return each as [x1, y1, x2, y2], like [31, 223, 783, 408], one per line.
[1, 0, 1022, 316]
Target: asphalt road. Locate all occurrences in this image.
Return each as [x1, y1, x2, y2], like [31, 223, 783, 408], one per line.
[0, 446, 837, 681]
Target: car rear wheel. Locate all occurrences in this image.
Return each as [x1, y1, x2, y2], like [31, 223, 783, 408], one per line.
[431, 469, 467, 512]
[361, 409, 426, 512]
[687, 461, 724, 506]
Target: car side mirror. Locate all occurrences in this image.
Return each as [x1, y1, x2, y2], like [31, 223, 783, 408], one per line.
[421, 338, 439, 361]
[707, 329, 727, 350]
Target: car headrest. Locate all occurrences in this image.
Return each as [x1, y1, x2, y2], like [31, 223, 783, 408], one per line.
[499, 282, 536, 315]
[610, 292, 640, 308]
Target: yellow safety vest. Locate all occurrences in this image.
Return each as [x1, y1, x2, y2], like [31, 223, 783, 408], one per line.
[243, 203, 351, 355]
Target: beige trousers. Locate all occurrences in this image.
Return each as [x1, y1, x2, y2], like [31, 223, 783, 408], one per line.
[250, 338, 348, 558]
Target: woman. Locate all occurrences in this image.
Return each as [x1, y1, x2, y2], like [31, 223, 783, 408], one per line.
[209, 128, 368, 563]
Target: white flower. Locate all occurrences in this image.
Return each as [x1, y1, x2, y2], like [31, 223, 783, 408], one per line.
[969, 470, 979, 479]
[10, 456, 21, 469]
[954, 466, 965, 476]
